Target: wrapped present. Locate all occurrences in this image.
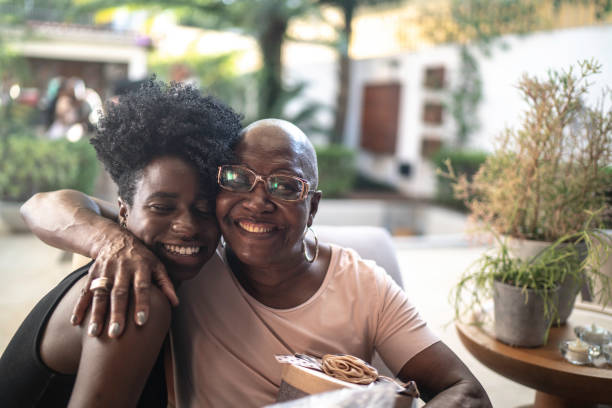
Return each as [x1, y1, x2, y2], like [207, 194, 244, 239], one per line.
[268, 383, 403, 408]
[275, 354, 419, 408]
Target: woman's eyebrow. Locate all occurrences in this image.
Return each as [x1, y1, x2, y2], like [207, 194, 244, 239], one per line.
[241, 164, 304, 177]
[146, 192, 179, 200]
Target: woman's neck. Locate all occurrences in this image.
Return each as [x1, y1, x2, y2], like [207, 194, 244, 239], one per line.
[226, 244, 331, 309]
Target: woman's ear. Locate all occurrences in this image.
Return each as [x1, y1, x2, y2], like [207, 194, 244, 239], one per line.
[306, 191, 322, 227]
[118, 197, 129, 227]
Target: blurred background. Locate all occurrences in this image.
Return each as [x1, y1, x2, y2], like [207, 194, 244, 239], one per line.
[0, 1, 611, 406]
[1, 0, 610, 225]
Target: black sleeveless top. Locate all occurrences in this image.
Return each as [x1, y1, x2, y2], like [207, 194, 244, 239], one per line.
[0, 263, 167, 407]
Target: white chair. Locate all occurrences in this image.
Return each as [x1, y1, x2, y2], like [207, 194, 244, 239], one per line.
[314, 225, 403, 288]
[314, 225, 403, 378]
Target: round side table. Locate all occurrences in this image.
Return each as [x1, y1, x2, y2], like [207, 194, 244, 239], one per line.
[455, 303, 612, 408]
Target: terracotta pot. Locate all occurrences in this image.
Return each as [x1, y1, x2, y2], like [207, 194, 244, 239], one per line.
[493, 280, 559, 347]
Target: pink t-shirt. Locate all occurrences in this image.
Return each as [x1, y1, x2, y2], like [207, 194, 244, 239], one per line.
[171, 244, 439, 407]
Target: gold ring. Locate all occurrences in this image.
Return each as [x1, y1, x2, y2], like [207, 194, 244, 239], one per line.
[90, 277, 112, 292]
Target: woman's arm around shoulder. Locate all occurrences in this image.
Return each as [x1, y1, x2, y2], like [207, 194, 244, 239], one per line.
[21, 189, 119, 259]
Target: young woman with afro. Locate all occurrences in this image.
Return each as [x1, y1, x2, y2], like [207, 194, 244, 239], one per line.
[0, 78, 242, 407]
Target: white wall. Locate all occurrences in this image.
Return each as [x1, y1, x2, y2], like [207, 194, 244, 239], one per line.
[345, 46, 459, 197]
[472, 25, 612, 151]
[283, 41, 338, 144]
[341, 24, 612, 197]
[18, 40, 148, 81]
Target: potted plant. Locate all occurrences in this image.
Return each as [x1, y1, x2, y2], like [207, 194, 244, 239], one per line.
[590, 167, 612, 304]
[451, 230, 601, 346]
[451, 237, 578, 346]
[445, 59, 611, 341]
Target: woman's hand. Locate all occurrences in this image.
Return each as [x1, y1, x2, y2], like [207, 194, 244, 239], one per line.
[73, 230, 179, 338]
[21, 190, 179, 337]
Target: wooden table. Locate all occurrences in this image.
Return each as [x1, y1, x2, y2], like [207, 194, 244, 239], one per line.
[455, 303, 612, 408]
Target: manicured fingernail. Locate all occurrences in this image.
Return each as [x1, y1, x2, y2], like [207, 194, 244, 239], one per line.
[136, 311, 147, 326]
[109, 322, 120, 337]
[70, 314, 78, 325]
[88, 322, 99, 337]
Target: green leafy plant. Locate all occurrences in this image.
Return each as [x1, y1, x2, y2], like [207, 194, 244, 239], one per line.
[353, 173, 396, 193]
[449, 46, 483, 147]
[432, 148, 487, 211]
[315, 145, 356, 198]
[65, 138, 100, 194]
[448, 61, 612, 330]
[0, 135, 98, 202]
[451, 228, 611, 327]
[149, 52, 253, 118]
[451, 242, 561, 325]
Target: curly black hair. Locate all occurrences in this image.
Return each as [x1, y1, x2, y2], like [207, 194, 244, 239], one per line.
[90, 78, 243, 204]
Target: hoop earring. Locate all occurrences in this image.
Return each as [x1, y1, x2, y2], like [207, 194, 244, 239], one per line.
[302, 227, 319, 264]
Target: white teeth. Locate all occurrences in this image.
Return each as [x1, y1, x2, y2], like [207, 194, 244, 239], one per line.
[163, 244, 201, 256]
[239, 221, 274, 233]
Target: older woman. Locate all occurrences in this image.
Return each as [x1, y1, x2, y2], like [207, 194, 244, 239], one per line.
[0, 79, 242, 407]
[21, 120, 491, 407]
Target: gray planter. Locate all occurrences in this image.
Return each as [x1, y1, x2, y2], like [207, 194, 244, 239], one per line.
[493, 280, 559, 347]
[555, 272, 584, 326]
[503, 237, 586, 326]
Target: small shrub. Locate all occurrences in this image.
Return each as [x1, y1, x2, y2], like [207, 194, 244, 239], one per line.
[353, 173, 397, 193]
[315, 145, 356, 198]
[65, 138, 99, 194]
[0, 135, 98, 202]
[432, 148, 488, 210]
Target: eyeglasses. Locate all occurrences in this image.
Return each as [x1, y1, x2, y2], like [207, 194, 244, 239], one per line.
[217, 165, 313, 201]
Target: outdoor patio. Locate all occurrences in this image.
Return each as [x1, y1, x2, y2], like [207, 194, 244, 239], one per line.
[2, 2, 610, 406]
[0, 216, 536, 407]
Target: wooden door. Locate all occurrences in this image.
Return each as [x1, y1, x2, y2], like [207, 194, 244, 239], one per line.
[360, 83, 401, 154]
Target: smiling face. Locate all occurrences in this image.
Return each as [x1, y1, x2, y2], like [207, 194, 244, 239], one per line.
[121, 156, 220, 282]
[215, 120, 321, 269]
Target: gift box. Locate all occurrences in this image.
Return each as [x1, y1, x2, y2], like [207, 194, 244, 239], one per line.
[275, 354, 418, 408]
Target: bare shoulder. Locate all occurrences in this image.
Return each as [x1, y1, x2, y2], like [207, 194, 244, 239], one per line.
[141, 285, 172, 332]
[39, 273, 89, 374]
[70, 285, 171, 407]
[87, 284, 171, 344]
[40, 276, 171, 375]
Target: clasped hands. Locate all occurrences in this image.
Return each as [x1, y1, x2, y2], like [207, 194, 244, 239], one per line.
[72, 230, 176, 338]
